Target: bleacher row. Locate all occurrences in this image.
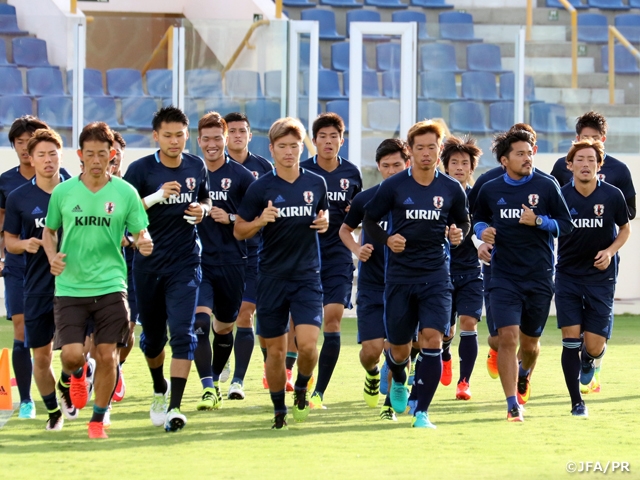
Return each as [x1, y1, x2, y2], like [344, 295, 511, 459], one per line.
[284, 0, 640, 10]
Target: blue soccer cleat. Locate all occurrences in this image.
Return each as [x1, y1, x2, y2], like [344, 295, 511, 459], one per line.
[390, 379, 408, 414]
[412, 411, 436, 429]
[380, 361, 390, 396]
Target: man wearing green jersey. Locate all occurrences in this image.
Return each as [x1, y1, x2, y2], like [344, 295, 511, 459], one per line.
[42, 122, 153, 439]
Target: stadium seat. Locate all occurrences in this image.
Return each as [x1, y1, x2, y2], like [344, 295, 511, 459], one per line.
[184, 98, 200, 128]
[249, 135, 272, 159]
[122, 97, 158, 130]
[12, 38, 50, 67]
[344, 70, 383, 97]
[0, 66, 26, 95]
[439, 12, 482, 42]
[461, 71, 500, 102]
[346, 10, 385, 40]
[320, 0, 363, 7]
[146, 69, 172, 98]
[489, 101, 514, 132]
[264, 70, 283, 98]
[530, 103, 574, 134]
[417, 100, 443, 120]
[558, 139, 575, 152]
[587, 0, 630, 10]
[578, 14, 609, 44]
[361, 136, 383, 166]
[365, 0, 408, 9]
[535, 138, 553, 153]
[37, 96, 72, 128]
[84, 96, 122, 126]
[466, 44, 508, 73]
[245, 99, 281, 131]
[546, 0, 588, 9]
[614, 14, 640, 44]
[331, 41, 372, 71]
[410, 0, 453, 7]
[122, 133, 153, 148]
[225, 70, 263, 100]
[0, 96, 33, 125]
[382, 70, 400, 98]
[420, 43, 462, 72]
[449, 101, 490, 134]
[602, 44, 640, 73]
[326, 100, 350, 132]
[392, 11, 431, 41]
[499, 72, 538, 102]
[630, 0, 640, 7]
[26, 67, 66, 96]
[0, 39, 13, 66]
[367, 100, 400, 132]
[419, 71, 459, 100]
[67, 69, 106, 96]
[376, 43, 401, 71]
[299, 40, 325, 71]
[300, 9, 345, 41]
[106, 68, 146, 97]
[304, 70, 345, 100]
[202, 98, 242, 117]
[283, 0, 316, 6]
[0, 4, 27, 35]
[186, 69, 223, 98]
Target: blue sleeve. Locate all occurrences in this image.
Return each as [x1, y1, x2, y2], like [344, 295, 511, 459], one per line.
[3, 194, 22, 236]
[472, 184, 491, 238]
[343, 192, 366, 229]
[318, 178, 329, 213]
[237, 181, 263, 222]
[364, 180, 394, 222]
[617, 164, 636, 199]
[545, 181, 573, 237]
[123, 162, 144, 194]
[614, 188, 630, 227]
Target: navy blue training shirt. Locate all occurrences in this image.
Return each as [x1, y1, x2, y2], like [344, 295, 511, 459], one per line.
[0, 167, 32, 268]
[557, 180, 629, 283]
[237, 168, 328, 280]
[123, 151, 209, 274]
[300, 156, 362, 265]
[364, 168, 469, 284]
[450, 185, 480, 275]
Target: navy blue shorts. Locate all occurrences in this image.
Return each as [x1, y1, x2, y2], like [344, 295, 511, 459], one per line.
[134, 266, 201, 360]
[24, 295, 55, 349]
[242, 262, 257, 304]
[3, 265, 25, 318]
[482, 265, 497, 337]
[384, 281, 453, 346]
[356, 288, 385, 343]
[555, 275, 614, 339]
[489, 276, 553, 338]
[321, 262, 354, 308]
[256, 275, 323, 339]
[198, 264, 246, 323]
[125, 250, 138, 324]
[450, 271, 483, 326]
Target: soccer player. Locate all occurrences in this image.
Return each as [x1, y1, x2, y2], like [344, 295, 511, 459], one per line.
[123, 106, 211, 432]
[339, 138, 410, 420]
[440, 135, 483, 400]
[234, 117, 329, 429]
[555, 139, 630, 417]
[193, 112, 255, 407]
[301, 113, 362, 409]
[473, 129, 573, 422]
[363, 121, 470, 429]
[41, 122, 152, 439]
[0, 115, 49, 419]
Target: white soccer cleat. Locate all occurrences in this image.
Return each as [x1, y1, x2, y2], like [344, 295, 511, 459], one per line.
[227, 382, 245, 400]
[150, 379, 171, 427]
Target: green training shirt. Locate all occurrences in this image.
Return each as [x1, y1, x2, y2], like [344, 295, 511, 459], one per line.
[46, 175, 149, 297]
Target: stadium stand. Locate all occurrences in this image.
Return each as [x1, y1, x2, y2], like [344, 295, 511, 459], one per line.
[84, 96, 123, 127]
[391, 11, 431, 41]
[461, 71, 501, 102]
[381, 70, 400, 98]
[546, 0, 588, 8]
[106, 68, 146, 97]
[587, 0, 630, 10]
[614, 14, 640, 44]
[245, 99, 281, 131]
[27, 67, 67, 97]
[577, 13, 609, 44]
[367, 99, 400, 132]
[186, 69, 224, 98]
[67, 69, 107, 96]
[37, 96, 72, 129]
[376, 43, 401, 71]
[448, 101, 491, 134]
[122, 97, 158, 129]
[264, 70, 283, 98]
[419, 71, 460, 100]
[226, 70, 264, 100]
[0, 4, 28, 35]
[420, 43, 462, 72]
[466, 44, 508, 74]
[146, 69, 173, 99]
[122, 133, 153, 148]
[417, 99, 443, 120]
[530, 103, 574, 134]
[300, 9, 345, 40]
[438, 11, 482, 42]
[12, 38, 50, 67]
[0, 96, 33, 124]
[602, 44, 640, 74]
[0, 66, 26, 95]
[343, 70, 383, 98]
[326, 100, 350, 131]
[489, 101, 515, 132]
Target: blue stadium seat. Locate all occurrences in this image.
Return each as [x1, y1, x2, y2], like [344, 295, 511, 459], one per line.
[84, 96, 122, 126]
[558, 139, 575, 153]
[417, 100, 443, 120]
[37, 96, 72, 128]
[461, 71, 500, 101]
[185, 69, 223, 98]
[466, 44, 508, 73]
[411, 0, 453, 7]
[0, 4, 27, 35]
[530, 103, 574, 134]
[578, 14, 609, 44]
[449, 101, 490, 134]
[587, 0, 630, 10]
[298, 98, 321, 128]
[499, 72, 538, 102]
[439, 12, 482, 42]
[419, 71, 459, 100]
[67, 69, 106, 96]
[146, 69, 172, 98]
[420, 43, 462, 72]
[301, 9, 345, 41]
[630, 0, 640, 7]
[0, 96, 33, 125]
[376, 43, 401, 71]
[245, 99, 281, 131]
[26, 67, 66, 96]
[546, 0, 588, 8]
[614, 14, 640, 44]
[264, 70, 283, 98]
[535, 139, 553, 153]
[12, 38, 50, 67]
[392, 11, 431, 41]
[326, 100, 350, 132]
[339, 137, 349, 158]
[122, 133, 153, 148]
[346, 10, 384, 39]
[249, 135, 272, 160]
[299, 40, 325, 71]
[106, 68, 146, 97]
[202, 98, 243, 117]
[0, 39, 13, 66]
[344, 70, 383, 97]
[304, 70, 345, 100]
[184, 98, 200, 128]
[226, 70, 263, 99]
[0, 66, 25, 95]
[320, 0, 362, 7]
[365, 0, 408, 8]
[382, 70, 400, 98]
[602, 44, 640, 73]
[0, 135, 11, 146]
[283, 0, 315, 6]
[489, 101, 514, 132]
[122, 97, 158, 130]
[331, 41, 373, 71]
[367, 100, 400, 132]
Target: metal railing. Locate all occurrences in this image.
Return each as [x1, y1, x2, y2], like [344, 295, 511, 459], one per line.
[557, 0, 578, 89]
[608, 26, 640, 105]
[141, 26, 174, 77]
[221, 19, 271, 77]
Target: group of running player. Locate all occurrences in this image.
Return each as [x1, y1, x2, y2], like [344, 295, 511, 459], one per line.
[0, 107, 633, 435]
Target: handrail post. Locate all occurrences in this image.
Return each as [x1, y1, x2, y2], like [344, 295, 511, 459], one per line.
[276, 0, 283, 19]
[71, 0, 77, 14]
[558, 0, 578, 89]
[609, 27, 615, 105]
[526, 0, 532, 42]
[167, 26, 174, 70]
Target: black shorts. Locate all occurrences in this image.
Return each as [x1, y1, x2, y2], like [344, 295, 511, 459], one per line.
[198, 264, 246, 323]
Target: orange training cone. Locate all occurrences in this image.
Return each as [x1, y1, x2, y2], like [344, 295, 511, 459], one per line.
[0, 348, 13, 410]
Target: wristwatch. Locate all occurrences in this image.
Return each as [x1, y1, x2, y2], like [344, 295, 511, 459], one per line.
[229, 214, 237, 224]
[535, 216, 543, 226]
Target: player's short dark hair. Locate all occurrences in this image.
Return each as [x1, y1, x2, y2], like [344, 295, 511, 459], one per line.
[8, 115, 49, 148]
[152, 105, 189, 131]
[27, 128, 63, 155]
[492, 129, 534, 163]
[198, 111, 227, 136]
[509, 123, 537, 143]
[575, 111, 607, 137]
[269, 117, 306, 144]
[566, 139, 605, 167]
[312, 113, 344, 140]
[441, 135, 482, 172]
[375, 138, 410, 164]
[406, 120, 444, 148]
[79, 122, 114, 150]
[112, 131, 126, 149]
[224, 112, 250, 129]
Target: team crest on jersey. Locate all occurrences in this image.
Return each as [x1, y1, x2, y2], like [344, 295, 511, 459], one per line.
[594, 204, 605, 216]
[433, 196, 443, 209]
[528, 194, 539, 207]
[252, 171, 259, 179]
[598, 173, 606, 182]
[221, 178, 232, 190]
[185, 177, 196, 191]
[340, 178, 349, 191]
[303, 191, 314, 204]
[105, 202, 115, 214]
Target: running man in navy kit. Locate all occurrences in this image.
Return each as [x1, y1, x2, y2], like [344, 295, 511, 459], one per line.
[473, 129, 573, 422]
[192, 112, 255, 409]
[555, 140, 630, 417]
[235, 117, 329, 429]
[364, 121, 470, 429]
[123, 106, 211, 432]
[339, 138, 410, 420]
[301, 113, 362, 409]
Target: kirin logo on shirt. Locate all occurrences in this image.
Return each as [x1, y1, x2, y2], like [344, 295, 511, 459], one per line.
[598, 173, 606, 182]
[433, 196, 443, 209]
[528, 194, 539, 207]
[185, 177, 196, 191]
[340, 178, 349, 191]
[594, 204, 605, 216]
[105, 202, 115, 214]
[303, 191, 314, 204]
[221, 178, 232, 190]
